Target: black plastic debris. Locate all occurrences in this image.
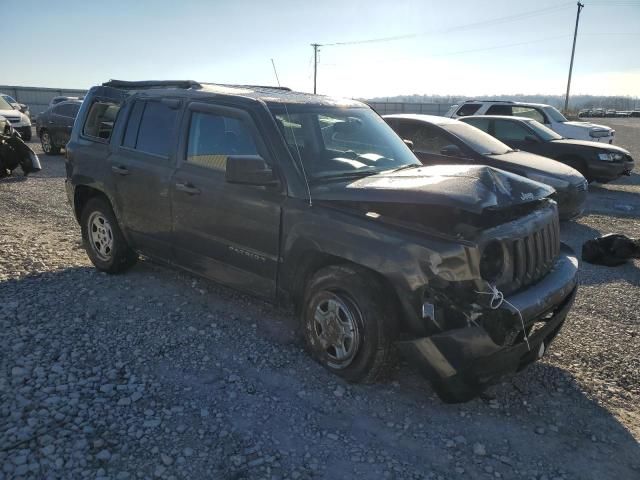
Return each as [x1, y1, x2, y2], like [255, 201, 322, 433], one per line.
[0, 127, 41, 178]
[582, 234, 640, 266]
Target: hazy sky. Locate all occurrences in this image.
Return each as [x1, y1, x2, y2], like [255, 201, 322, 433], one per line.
[3, 0, 639, 98]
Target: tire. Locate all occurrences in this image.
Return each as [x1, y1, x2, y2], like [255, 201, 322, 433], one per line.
[302, 265, 397, 383]
[22, 129, 32, 142]
[80, 197, 137, 274]
[40, 130, 60, 155]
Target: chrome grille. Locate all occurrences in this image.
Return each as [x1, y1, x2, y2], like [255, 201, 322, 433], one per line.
[509, 215, 560, 291]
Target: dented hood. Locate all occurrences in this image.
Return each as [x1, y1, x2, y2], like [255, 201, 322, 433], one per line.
[311, 164, 554, 215]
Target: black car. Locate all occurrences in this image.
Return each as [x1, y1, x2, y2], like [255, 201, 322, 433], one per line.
[65, 80, 578, 402]
[36, 100, 82, 155]
[384, 114, 588, 220]
[459, 115, 635, 183]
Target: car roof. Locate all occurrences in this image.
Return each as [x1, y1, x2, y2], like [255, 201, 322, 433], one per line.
[382, 113, 459, 125]
[100, 80, 365, 108]
[460, 115, 537, 122]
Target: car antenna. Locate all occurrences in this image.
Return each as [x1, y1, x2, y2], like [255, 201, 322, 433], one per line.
[271, 58, 312, 207]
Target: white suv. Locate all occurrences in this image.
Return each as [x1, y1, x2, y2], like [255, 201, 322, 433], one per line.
[446, 101, 615, 144]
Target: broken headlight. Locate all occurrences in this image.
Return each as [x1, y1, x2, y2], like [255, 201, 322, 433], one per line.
[479, 240, 505, 283]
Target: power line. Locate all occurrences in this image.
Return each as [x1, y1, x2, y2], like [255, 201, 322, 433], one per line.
[319, 2, 574, 47]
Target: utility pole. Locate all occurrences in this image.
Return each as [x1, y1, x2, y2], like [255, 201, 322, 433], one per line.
[311, 43, 320, 94]
[564, 2, 584, 112]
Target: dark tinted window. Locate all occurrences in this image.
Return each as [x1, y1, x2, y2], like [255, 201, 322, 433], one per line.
[53, 103, 80, 118]
[395, 121, 452, 154]
[462, 117, 491, 133]
[83, 101, 120, 140]
[456, 103, 481, 116]
[493, 120, 531, 141]
[186, 112, 258, 171]
[123, 101, 146, 149]
[123, 101, 177, 156]
[486, 105, 513, 115]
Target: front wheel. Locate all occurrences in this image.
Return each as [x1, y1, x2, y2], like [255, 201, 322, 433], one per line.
[80, 197, 137, 274]
[302, 265, 397, 383]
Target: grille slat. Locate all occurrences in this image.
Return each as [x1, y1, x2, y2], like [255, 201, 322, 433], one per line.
[509, 217, 561, 292]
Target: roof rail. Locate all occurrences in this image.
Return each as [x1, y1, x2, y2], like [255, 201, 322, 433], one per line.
[462, 99, 515, 103]
[205, 83, 292, 92]
[102, 80, 202, 90]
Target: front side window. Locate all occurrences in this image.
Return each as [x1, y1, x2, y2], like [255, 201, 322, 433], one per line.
[544, 106, 568, 123]
[271, 106, 419, 181]
[396, 121, 452, 155]
[83, 101, 120, 140]
[186, 111, 258, 171]
[122, 100, 177, 156]
[0, 96, 13, 110]
[493, 120, 532, 141]
[525, 120, 563, 141]
[441, 122, 511, 155]
[512, 106, 545, 123]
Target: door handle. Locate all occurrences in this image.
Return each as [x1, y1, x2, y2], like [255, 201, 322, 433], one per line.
[175, 182, 201, 195]
[48, 121, 54, 124]
[111, 165, 130, 176]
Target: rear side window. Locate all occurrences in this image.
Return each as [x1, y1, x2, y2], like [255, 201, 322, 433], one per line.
[186, 111, 258, 171]
[486, 105, 513, 116]
[54, 103, 80, 118]
[456, 103, 481, 117]
[83, 101, 120, 140]
[122, 100, 177, 157]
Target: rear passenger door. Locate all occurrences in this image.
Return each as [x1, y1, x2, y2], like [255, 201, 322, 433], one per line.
[170, 102, 283, 299]
[108, 98, 180, 259]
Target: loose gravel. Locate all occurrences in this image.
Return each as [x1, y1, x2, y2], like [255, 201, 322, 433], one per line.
[1, 121, 639, 479]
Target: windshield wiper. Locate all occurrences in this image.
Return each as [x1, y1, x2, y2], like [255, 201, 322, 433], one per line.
[310, 171, 378, 183]
[389, 164, 422, 173]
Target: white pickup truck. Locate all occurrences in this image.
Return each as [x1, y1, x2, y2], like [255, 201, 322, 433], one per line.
[446, 100, 615, 144]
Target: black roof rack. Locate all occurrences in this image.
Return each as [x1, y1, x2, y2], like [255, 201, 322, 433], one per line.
[102, 80, 202, 90]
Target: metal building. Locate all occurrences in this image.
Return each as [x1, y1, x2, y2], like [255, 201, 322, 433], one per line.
[0, 85, 88, 117]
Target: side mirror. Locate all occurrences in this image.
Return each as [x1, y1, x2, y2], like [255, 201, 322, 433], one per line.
[226, 155, 279, 187]
[18, 103, 28, 113]
[440, 144, 463, 157]
[403, 139, 414, 151]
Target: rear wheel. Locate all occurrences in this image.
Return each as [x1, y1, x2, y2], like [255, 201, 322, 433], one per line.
[80, 197, 137, 273]
[40, 130, 60, 155]
[302, 265, 397, 383]
[22, 129, 32, 141]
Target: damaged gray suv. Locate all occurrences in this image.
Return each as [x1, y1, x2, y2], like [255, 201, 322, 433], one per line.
[65, 80, 578, 402]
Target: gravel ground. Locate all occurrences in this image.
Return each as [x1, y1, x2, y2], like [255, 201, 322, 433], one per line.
[1, 120, 639, 480]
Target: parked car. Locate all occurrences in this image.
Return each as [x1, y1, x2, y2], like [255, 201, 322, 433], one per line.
[458, 115, 634, 183]
[1, 93, 30, 118]
[0, 94, 32, 140]
[384, 114, 587, 220]
[65, 80, 579, 402]
[36, 100, 82, 154]
[446, 100, 615, 144]
[49, 96, 82, 107]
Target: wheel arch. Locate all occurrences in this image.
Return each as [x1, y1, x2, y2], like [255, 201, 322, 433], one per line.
[284, 249, 405, 332]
